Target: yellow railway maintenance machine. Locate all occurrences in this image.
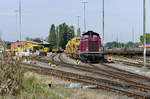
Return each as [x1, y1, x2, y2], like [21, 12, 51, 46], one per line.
[16, 43, 51, 56]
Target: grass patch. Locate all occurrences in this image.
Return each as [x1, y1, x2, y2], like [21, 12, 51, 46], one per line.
[6, 72, 73, 99]
[107, 55, 128, 59]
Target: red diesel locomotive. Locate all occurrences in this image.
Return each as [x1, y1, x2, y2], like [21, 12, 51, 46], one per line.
[79, 31, 104, 62]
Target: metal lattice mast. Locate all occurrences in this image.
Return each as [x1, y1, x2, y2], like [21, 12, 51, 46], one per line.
[81, 0, 88, 33]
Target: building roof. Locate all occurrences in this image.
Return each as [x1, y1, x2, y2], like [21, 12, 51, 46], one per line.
[26, 40, 50, 45]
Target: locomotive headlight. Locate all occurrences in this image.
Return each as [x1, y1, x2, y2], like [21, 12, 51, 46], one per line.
[86, 48, 88, 51]
[99, 48, 101, 51]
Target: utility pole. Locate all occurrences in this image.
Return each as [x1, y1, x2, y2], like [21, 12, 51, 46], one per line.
[19, 0, 22, 41]
[77, 16, 80, 29]
[77, 16, 81, 37]
[132, 26, 134, 48]
[142, 0, 147, 71]
[15, 10, 18, 40]
[81, 0, 88, 33]
[116, 33, 119, 48]
[132, 26, 134, 43]
[112, 33, 113, 42]
[102, 0, 105, 49]
[0, 31, 2, 41]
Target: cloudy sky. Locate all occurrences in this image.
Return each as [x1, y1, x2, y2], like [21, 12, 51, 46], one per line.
[0, 0, 150, 43]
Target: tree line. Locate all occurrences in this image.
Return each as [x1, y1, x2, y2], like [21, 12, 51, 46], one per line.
[105, 33, 150, 48]
[48, 22, 81, 49]
[25, 25, 150, 49]
[25, 22, 81, 49]
[105, 41, 139, 49]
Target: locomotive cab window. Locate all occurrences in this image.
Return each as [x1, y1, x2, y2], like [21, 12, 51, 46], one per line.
[83, 35, 89, 39]
[92, 34, 99, 38]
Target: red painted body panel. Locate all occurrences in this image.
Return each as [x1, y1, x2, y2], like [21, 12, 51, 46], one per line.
[79, 31, 102, 53]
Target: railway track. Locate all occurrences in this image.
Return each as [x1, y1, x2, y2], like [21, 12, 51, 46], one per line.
[99, 63, 150, 82]
[89, 63, 150, 91]
[56, 54, 150, 90]
[130, 56, 150, 63]
[31, 53, 150, 98]
[21, 63, 149, 99]
[114, 59, 150, 69]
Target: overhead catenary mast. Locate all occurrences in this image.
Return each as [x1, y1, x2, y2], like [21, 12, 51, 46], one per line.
[132, 26, 134, 43]
[102, 0, 105, 48]
[15, 10, 19, 40]
[0, 31, 2, 41]
[77, 16, 80, 29]
[81, 0, 88, 33]
[19, 0, 22, 41]
[77, 16, 81, 36]
[142, 0, 147, 71]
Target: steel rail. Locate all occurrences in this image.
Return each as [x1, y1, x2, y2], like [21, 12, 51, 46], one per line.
[21, 63, 147, 99]
[35, 54, 150, 92]
[99, 63, 150, 82]
[115, 59, 150, 69]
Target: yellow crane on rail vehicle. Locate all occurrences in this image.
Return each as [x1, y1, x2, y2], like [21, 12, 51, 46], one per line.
[17, 43, 50, 56]
[65, 37, 80, 58]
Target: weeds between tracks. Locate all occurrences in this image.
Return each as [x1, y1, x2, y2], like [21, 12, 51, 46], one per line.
[0, 41, 24, 97]
[33, 53, 150, 98]
[0, 42, 71, 99]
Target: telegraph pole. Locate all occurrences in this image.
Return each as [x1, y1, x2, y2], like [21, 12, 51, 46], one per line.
[132, 26, 134, 43]
[81, 0, 88, 33]
[77, 16, 80, 30]
[19, 0, 22, 41]
[102, 0, 105, 48]
[142, 0, 147, 71]
[77, 16, 81, 36]
[15, 10, 18, 40]
[0, 31, 2, 41]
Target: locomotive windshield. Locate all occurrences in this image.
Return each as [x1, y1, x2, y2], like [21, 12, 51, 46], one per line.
[83, 35, 89, 39]
[93, 34, 98, 38]
[92, 33, 99, 38]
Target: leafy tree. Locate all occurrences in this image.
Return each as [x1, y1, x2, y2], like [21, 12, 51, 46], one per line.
[34, 38, 42, 41]
[105, 41, 138, 48]
[77, 28, 81, 37]
[125, 42, 138, 48]
[140, 33, 150, 44]
[58, 24, 63, 47]
[48, 23, 76, 49]
[48, 24, 56, 46]
[68, 25, 75, 41]
[26, 37, 30, 41]
[105, 41, 123, 48]
[26, 37, 42, 41]
[62, 23, 68, 49]
[56, 27, 59, 48]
